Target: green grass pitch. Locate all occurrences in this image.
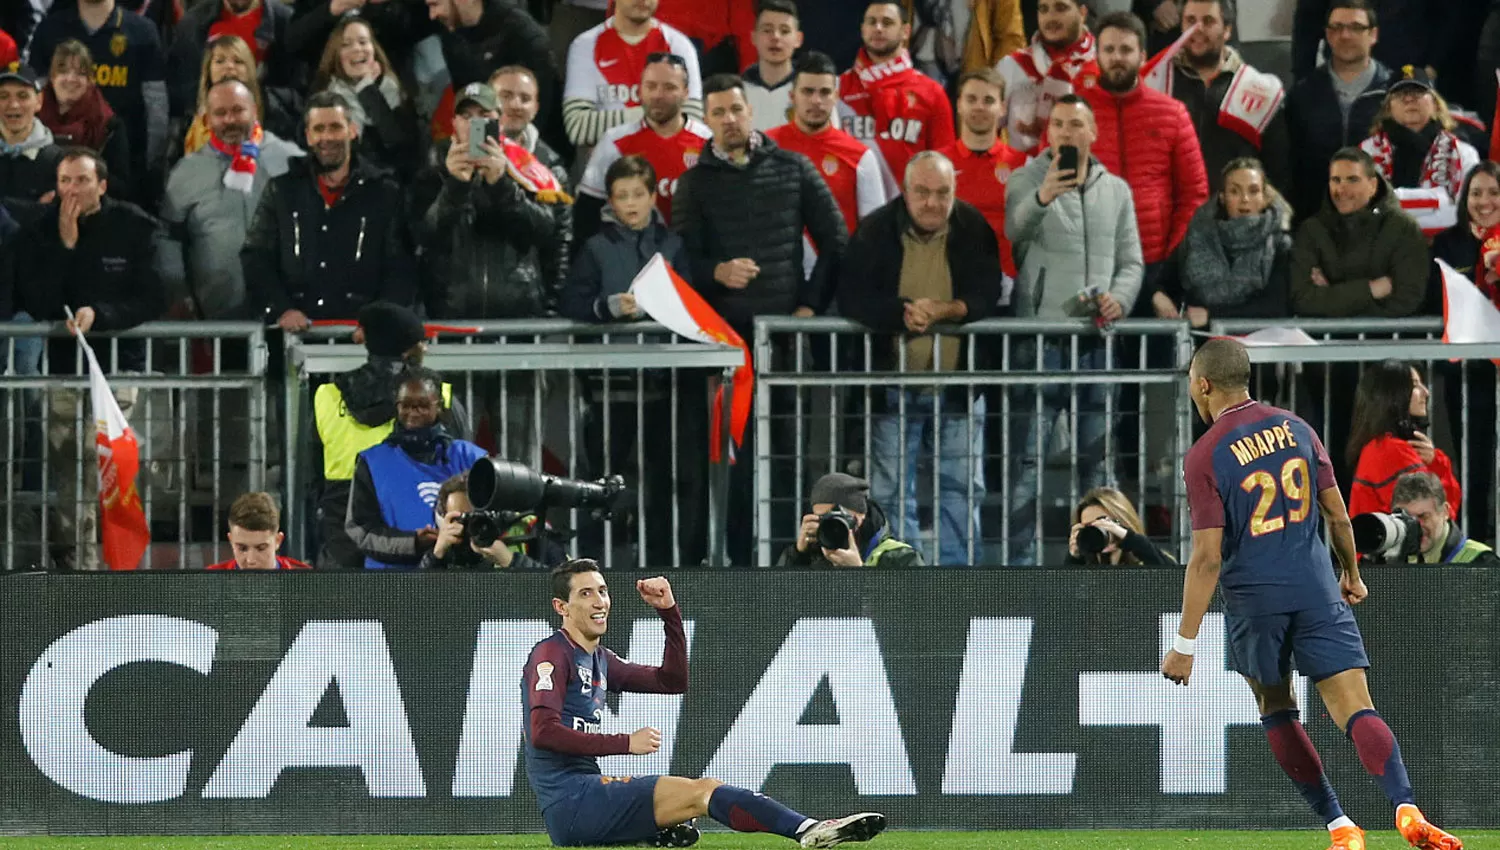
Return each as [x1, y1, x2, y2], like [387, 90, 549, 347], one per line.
[2, 833, 1497, 849]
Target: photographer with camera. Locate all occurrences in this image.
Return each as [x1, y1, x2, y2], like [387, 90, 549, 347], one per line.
[419, 473, 559, 570]
[1065, 487, 1174, 566]
[1368, 472, 1500, 566]
[777, 473, 923, 568]
[346, 368, 490, 570]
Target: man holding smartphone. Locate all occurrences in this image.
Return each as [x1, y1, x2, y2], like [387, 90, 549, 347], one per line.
[1002, 93, 1144, 564]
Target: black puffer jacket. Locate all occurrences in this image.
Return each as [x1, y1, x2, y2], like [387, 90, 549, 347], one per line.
[0, 144, 64, 208]
[416, 138, 572, 319]
[242, 154, 416, 320]
[671, 134, 847, 334]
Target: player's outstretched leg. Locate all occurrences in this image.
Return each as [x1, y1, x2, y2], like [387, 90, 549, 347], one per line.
[1261, 708, 1361, 850]
[1321, 671, 1462, 850]
[651, 777, 885, 847]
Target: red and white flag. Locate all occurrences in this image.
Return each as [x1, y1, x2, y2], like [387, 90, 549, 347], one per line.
[1141, 23, 1200, 93]
[74, 319, 150, 570]
[1438, 260, 1500, 360]
[630, 253, 752, 462]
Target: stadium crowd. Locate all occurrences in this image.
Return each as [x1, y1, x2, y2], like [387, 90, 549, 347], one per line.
[1, 0, 1498, 570]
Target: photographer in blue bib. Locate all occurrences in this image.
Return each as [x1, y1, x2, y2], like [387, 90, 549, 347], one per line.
[778, 473, 922, 568]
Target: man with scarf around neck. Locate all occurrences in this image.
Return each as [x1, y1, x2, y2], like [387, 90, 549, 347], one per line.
[159, 78, 302, 321]
[995, 0, 1096, 156]
[0, 64, 62, 208]
[1167, 0, 1291, 197]
[313, 301, 470, 570]
[346, 368, 489, 570]
[837, 2, 954, 186]
[241, 90, 416, 333]
[1358, 66, 1480, 238]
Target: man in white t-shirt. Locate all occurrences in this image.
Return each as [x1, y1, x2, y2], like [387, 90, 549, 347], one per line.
[562, 0, 703, 148]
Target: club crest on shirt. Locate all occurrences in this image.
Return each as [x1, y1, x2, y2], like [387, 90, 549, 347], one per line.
[577, 664, 594, 693]
[822, 155, 839, 176]
[534, 661, 554, 691]
[110, 33, 127, 58]
[995, 163, 1012, 183]
[682, 151, 699, 168]
[905, 91, 918, 108]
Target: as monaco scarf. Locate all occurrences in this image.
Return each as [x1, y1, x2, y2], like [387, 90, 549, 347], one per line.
[1218, 64, 1285, 147]
[1013, 31, 1096, 84]
[850, 48, 918, 91]
[498, 135, 573, 205]
[207, 122, 262, 194]
[1366, 129, 1465, 203]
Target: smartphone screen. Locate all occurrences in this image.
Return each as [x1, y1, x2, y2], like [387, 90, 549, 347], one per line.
[468, 120, 487, 159]
[1057, 145, 1079, 174]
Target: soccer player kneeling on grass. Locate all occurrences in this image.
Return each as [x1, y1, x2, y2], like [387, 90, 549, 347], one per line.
[522, 559, 886, 848]
[1163, 338, 1461, 850]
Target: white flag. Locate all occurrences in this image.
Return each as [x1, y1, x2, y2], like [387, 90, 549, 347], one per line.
[1438, 258, 1500, 344]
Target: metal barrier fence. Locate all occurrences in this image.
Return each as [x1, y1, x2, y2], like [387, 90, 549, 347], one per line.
[0, 321, 268, 571]
[752, 317, 1197, 567]
[282, 322, 743, 569]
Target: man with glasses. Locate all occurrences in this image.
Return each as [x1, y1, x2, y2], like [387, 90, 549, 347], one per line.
[576, 52, 711, 243]
[562, 0, 702, 150]
[1287, 0, 1391, 221]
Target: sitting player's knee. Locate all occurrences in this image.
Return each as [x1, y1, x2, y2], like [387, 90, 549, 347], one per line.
[693, 778, 723, 802]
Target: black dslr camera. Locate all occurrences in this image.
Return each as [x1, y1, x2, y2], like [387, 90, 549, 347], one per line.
[816, 507, 859, 551]
[1351, 509, 1423, 563]
[1075, 525, 1111, 558]
[462, 458, 629, 549]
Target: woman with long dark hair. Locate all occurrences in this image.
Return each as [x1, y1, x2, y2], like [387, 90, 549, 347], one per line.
[1346, 360, 1461, 519]
[312, 17, 419, 179]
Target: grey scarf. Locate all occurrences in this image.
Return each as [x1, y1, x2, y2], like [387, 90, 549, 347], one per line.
[1181, 200, 1287, 308]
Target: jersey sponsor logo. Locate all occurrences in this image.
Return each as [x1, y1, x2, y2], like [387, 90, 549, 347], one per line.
[844, 115, 925, 145]
[598, 83, 639, 107]
[110, 33, 127, 58]
[534, 661, 554, 690]
[822, 155, 839, 176]
[571, 713, 603, 734]
[95, 65, 129, 87]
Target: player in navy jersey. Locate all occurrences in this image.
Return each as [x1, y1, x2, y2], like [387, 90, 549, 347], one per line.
[522, 559, 886, 848]
[1162, 339, 1461, 850]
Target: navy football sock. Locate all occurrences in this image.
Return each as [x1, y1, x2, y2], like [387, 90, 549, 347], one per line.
[1262, 708, 1347, 824]
[1347, 708, 1416, 808]
[707, 785, 815, 839]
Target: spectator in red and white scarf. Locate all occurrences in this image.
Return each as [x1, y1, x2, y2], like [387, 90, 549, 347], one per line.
[995, 0, 1096, 155]
[1358, 66, 1480, 238]
[37, 39, 134, 201]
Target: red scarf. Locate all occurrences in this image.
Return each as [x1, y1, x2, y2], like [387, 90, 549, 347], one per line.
[1478, 223, 1500, 309]
[206, 121, 262, 193]
[848, 48, 918, 91]
[1366, 128, 1465, 202]
[39, 84, 113, 151]
[1013, 31, 1096, 84]
[497, 135, 573, 205]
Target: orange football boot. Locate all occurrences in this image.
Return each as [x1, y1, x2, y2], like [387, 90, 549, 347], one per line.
[1397, 803, 1463, 850]
[1327, 823, 1366, 850]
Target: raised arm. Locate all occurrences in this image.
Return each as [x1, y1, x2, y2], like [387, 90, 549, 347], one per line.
[608, 579, 688, 694]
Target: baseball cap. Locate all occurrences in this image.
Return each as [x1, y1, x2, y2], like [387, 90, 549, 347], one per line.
[454, 82, 498, 114]
[1388, 65, 1435, 95]
[0, 63, 41, 91]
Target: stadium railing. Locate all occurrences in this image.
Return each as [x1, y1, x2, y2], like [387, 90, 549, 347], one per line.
[1210, 317, 1500, 541]
[751, 317, 1198, 566]
[0, 321, 268, 570]
[283, 323, 745, 568]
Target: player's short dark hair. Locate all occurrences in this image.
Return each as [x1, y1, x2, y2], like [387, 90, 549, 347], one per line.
[757, 0, 799, 23]
[1327, 0, 1376, 29]
[1096, 11, 1147, 49]
[1191, 338, 1251, 391]
[605, 154, 657, 196]
[436, 472, 468, 515]
[304, 90, 352, 119]
[703, 73, 747, 100]
[552, 558, 603, 602]
[793, 50, 838, 83]
[1330, 146, 1379, 180]
[1347, 359, 1418, 468]
[1179, 0, 1237, 30]
[865, 1, 908, 23]
[228, 492, 280, 533]
[1391, 471, 1448, 509]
